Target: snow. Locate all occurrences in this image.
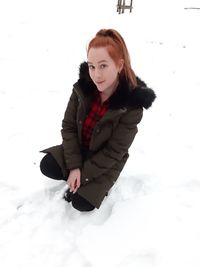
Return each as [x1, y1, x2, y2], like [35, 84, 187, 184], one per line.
[0, 0, 200, 266]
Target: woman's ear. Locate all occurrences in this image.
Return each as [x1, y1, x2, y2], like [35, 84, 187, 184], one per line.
[118, 59, 124, 73]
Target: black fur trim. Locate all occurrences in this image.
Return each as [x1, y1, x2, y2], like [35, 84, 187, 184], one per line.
[77, 62, 156, 109]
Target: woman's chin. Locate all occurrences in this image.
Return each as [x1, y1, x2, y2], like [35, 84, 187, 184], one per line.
[96, 86, 105, 92]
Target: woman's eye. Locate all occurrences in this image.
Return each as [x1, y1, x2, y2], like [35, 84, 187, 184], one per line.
[100, 64, 107, 69]
[88, 65, 95, 70]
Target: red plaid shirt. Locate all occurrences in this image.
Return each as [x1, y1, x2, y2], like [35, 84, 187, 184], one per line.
[82, 94, 109, 147]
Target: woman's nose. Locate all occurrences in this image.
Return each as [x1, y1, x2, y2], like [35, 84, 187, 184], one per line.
[94, 69, 101, 79]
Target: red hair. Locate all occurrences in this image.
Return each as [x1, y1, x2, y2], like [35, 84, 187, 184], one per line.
[87, 29, 137, 88]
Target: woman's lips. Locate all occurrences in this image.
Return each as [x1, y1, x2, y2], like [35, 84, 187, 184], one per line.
[96, 81, 104, 85]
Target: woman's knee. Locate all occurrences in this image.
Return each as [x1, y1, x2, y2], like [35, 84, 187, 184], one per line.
[71, 193, 95, 212]
[40, 153, 64, 180]
[40, 154, 49, 176]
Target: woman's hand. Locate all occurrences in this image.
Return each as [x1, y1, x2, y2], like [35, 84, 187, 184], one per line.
[67, 168, 81, 193]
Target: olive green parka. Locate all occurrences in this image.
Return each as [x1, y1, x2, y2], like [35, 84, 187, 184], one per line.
[42, 62, 156, 208]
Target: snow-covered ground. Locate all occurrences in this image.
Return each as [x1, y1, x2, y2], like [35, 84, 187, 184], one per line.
[0, 0, 200, 266]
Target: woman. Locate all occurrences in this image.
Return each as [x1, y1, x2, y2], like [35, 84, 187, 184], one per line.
[40, 29, 156, 212]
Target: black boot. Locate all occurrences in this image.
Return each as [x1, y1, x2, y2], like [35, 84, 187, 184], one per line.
[63, 189, 73, 202]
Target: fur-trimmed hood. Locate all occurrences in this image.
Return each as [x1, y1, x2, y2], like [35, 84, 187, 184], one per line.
[77, 62, 156, 110]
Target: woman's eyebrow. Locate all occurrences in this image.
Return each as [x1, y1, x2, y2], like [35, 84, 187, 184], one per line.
[87, 60, 108, 64]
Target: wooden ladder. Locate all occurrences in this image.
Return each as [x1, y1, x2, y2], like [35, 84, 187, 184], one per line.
[117, 0, 133, 14]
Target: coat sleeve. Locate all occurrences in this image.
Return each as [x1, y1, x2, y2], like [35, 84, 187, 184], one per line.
[61, 90, 82, 170]
[81, 108, 143, 182]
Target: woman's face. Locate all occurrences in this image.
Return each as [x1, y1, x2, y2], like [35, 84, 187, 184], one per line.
[87, 47, 123, 97]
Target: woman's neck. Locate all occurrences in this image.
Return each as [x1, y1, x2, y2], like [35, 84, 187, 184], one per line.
[100, 80, 119, 103]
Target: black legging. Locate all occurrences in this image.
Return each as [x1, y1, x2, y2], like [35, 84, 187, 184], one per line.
[40, 153, 95, 212]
